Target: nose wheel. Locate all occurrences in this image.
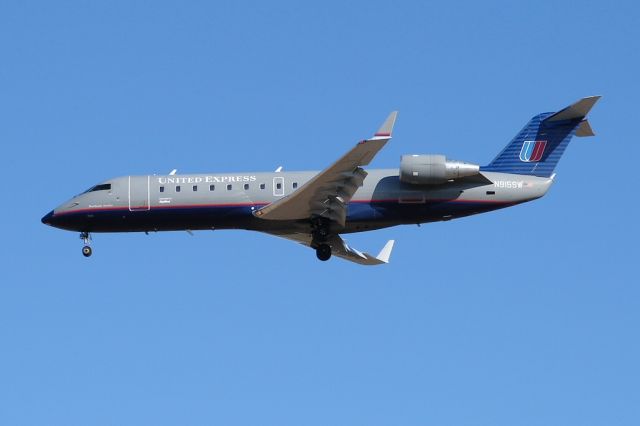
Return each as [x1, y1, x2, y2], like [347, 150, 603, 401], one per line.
[80, 232, 93, 257]
[82, 246, 92, 257]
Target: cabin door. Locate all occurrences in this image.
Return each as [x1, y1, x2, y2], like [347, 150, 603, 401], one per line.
[128, 176, 150, 211]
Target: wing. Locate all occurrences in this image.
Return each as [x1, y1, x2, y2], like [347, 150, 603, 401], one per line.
[267, 231, 395, 266]
[254, 111, 398, 226]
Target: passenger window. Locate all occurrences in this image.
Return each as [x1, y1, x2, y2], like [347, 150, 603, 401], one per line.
[276, 183, 282, 190]
[260, 183, 265, 190]
[176, 185, 181, 192]
[244, 183, 249, 190]
[193, 185, 198, 192]
[209, 184, 215, 191]
[160, 186, 165, 193]
[293, 182, 298, 189]
[227, 184, 232, 190]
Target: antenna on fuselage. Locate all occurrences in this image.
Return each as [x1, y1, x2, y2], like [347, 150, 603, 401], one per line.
[275, 166, 283, 172]
[169, 169, 177, 175]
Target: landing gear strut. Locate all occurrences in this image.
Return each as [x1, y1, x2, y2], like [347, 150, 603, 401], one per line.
[315, 243, 332, 261]
[80, 232, 92, 257]
[311, 217, 332, 261]
[311, 217, 331, 242]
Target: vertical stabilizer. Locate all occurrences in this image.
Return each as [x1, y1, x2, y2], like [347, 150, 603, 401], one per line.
[481, 96, 600, 177]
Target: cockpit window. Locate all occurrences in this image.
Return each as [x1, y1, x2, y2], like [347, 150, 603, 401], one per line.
[83, 184, 111, 193]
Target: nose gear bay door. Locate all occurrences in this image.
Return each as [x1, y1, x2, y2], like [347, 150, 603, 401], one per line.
[129, 176, 150, 211]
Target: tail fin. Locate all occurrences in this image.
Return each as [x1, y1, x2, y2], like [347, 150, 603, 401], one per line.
[481, 96, 601, 177]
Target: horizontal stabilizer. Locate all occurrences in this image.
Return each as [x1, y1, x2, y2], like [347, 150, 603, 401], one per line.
[545, 96, 601, 122]
[575, 119, 595, 137]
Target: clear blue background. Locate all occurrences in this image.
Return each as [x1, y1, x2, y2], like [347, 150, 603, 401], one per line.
[1, 1, 638, 424]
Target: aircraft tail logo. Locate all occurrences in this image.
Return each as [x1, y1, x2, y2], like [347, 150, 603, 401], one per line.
[519, 140, 547, 162]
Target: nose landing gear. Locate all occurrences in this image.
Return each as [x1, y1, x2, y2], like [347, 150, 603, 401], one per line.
[80, 232, 92, 257]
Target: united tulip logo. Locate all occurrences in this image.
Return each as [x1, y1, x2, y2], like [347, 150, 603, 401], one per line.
[519, 140, 547, 162]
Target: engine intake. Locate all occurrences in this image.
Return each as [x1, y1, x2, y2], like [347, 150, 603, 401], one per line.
[400, 154, 480, 185]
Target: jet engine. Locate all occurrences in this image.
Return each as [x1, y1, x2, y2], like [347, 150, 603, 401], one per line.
[400, 154, 480, 185]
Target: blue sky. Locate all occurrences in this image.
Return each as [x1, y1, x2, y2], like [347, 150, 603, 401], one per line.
[1, 1, 639, 424]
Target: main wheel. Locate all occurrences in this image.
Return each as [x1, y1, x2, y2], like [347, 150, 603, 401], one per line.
[315, 244, 331, 261]
[82, 246, 92, 257]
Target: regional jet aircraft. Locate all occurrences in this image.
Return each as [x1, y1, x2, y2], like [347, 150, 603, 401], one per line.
[42, 96, 600, 265]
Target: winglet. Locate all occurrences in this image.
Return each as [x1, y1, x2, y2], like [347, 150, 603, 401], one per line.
[545, 96, 601, 122]
[376, 240, 395, 263]
[374, 111, 398, 138]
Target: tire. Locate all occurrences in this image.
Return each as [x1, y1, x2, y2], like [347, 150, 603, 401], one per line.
[82, 246, 92, 257]
[315, 244, 331, 261]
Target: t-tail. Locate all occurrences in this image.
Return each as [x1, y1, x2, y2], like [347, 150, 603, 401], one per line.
[481, 96, 601, 177]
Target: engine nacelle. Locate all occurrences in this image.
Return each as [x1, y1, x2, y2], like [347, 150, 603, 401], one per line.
[400, 154, 480, 185]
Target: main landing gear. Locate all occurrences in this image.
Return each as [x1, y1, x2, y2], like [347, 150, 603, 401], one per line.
[311, 217, 332, 262]
[80, 232, 92, 257]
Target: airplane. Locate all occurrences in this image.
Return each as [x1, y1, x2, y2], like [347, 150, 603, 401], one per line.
[41, 96, 600, 265]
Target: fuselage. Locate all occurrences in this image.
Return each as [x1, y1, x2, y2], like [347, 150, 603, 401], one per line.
[40, 97, 600, 263]
[42, 169, 554, 235]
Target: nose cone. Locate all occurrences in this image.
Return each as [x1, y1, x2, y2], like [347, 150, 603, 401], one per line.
[41, 210, 54, 225]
